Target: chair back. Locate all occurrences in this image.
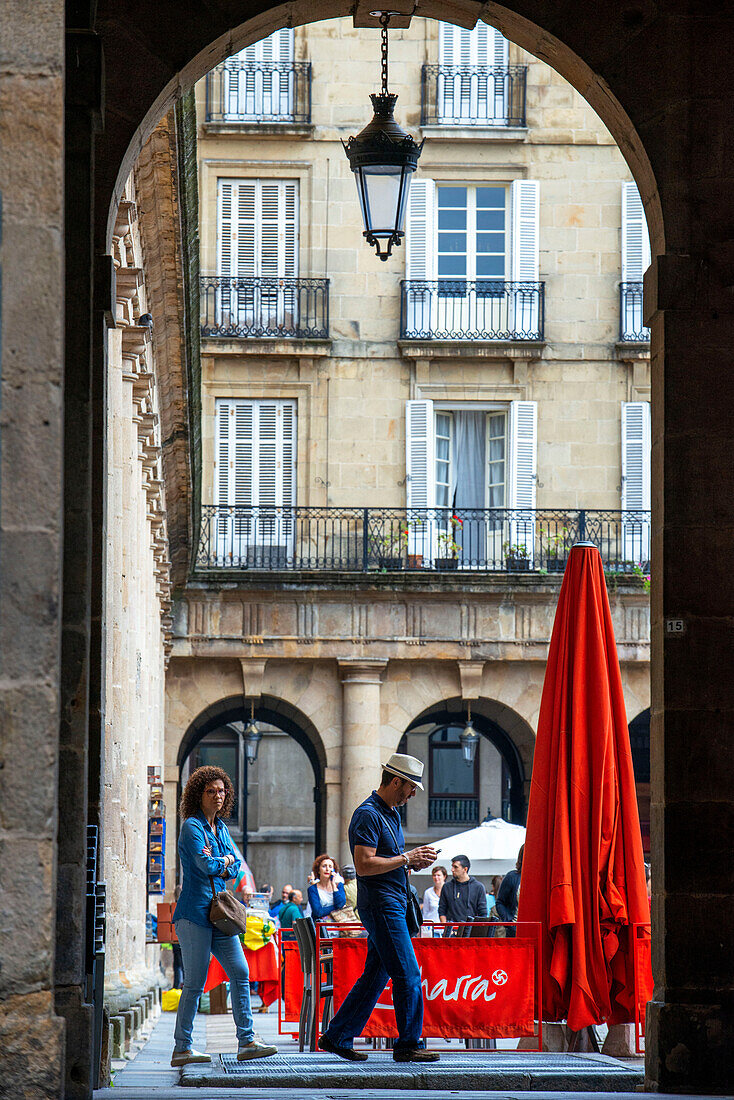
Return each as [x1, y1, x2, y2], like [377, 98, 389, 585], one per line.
[293, 917, 315, 975]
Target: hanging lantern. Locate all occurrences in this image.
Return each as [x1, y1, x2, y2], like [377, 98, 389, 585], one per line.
[243, 700, 262, 765]
[343, 11, 424, 260]
[459, 703, 479, 765]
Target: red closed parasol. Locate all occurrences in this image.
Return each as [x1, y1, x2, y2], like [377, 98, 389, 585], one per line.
[517, 544, 652, 1030]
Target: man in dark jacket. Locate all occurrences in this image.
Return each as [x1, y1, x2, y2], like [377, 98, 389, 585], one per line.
[438, 855, 487, 927]
[495, 844, 524, 937]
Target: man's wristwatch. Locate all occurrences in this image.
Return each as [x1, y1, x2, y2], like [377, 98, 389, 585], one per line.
[402, 853, 410, 869]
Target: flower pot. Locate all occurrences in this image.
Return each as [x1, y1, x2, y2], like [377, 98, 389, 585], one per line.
[407, 554, 424, 569]
[546, 557, 567, 573]
[505, 556, 530, 573]
[377, 556, 403, 571]
[435, 557, 459, 571]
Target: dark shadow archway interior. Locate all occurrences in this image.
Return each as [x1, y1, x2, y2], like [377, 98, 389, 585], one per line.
[404, 699, 528, 825]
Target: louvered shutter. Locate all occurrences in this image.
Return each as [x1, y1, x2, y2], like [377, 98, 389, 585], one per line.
[622, 183, 651, 282]
[406, 400, 436, 558]
[216, 183, 235, 326]
[621, 401, 651, 562]
[510, 180, 540, 336]
[405, 179, 435, 335]
[214, 399, 233, 561]
[508, 400, 537, 563]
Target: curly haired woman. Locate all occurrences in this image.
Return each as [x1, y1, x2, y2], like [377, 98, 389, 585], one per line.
[171, 765, 277, 1067]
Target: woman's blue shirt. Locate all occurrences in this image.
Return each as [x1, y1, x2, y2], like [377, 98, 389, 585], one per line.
[173, 812, 241, 927]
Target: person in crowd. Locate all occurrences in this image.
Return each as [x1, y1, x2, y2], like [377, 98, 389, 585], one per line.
[307, 854, 347, 921]
[269, 883, 293, 919]
[341, 864, 358, 912]
[421, 865, 448, 922]
[171, 885, 185, 989]
[495, 844, 523, 937]
[170, 766, 278, 1067]
[259, 883, 273, 907]
[278, 890, 304, 940]
[318, 753, 440, 1064]
[645, 862, 652, 906]
[438, 855, 488, 930]
[292, 887, 304, 907]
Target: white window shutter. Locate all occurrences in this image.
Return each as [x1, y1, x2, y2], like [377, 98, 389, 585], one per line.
[621, 401, 651, 562]
[438, 21, 455, 65]
[622, 182, 651, 282]
[217, 182, 234, 277]
[491, 25, 509, 66]
[235, 181, 257, 278]
[282, 181, 299, 277]
[273, 27, 294, 63]
[406, 178, 435, 280]
[511, 180, 539, 282]
[508, 401, 537, 563]
[406, 400, 436, 558]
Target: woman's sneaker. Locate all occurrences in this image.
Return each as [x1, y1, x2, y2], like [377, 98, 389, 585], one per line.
[237, 1034, 278, 1060]
[170, 1048, 212, 1066]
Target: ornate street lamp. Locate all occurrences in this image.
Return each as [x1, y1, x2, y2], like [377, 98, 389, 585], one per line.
[459, 703, 479, 766]
[343, 11, 424, 260]
[243, 699, 262, 766]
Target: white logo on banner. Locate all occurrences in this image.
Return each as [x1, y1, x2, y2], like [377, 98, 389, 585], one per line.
[491, 969, 508, 986]
[375, 968, 499, 1009]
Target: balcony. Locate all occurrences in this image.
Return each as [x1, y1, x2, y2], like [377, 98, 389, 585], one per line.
[204, 60, 312, 125]
[195, 506, 651, 573]
[421, 64, 527, 128]
[620, 282, 650, 342]
[200, 276, 329, 340]
[400, 279, 544, 341]
[428, 797, 479, 827]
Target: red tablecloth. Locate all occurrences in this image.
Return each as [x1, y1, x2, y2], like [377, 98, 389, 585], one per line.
[204, 939, 279, 1006]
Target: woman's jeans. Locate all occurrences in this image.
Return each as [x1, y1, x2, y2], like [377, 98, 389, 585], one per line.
[174, 918, 254, 1051]
[325, 896, 423, 1050]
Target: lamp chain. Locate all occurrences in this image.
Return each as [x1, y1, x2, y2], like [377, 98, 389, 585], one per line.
[380, 12, 390, 94]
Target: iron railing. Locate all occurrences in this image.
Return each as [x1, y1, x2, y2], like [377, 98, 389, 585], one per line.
[421, 64, 527, 127]
[205, 60, 312, 124]
[400, 279, 544, 341]
[428, 797, 480, 827]
[196, 506, 651, 572]
[200, 276, 329, 339]
[620, 282, 650, 342]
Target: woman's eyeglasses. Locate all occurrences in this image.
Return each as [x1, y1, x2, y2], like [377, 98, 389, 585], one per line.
[205, 788, 226, 798]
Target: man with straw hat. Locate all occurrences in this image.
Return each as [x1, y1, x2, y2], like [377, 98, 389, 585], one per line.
[318, 754, 440, 1062]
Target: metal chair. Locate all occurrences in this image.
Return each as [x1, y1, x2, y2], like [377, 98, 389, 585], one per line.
[293, 917, 333, 1051]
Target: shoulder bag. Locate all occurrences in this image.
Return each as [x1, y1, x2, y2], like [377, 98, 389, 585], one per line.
[382, 814, 423, 938]
[209, 876, 248, 936]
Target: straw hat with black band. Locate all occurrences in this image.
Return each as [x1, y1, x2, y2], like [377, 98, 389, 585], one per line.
[381, 753, 425, 791]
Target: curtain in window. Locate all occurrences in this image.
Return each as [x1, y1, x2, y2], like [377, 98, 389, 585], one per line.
[451, 411, 486, 564]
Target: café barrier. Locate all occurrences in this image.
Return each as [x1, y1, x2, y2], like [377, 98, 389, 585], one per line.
[291, 922, 544, 1051]
[632, 922, 653, 1054]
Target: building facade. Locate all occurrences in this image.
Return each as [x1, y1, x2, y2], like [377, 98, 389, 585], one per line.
[165, 15, 651, 894]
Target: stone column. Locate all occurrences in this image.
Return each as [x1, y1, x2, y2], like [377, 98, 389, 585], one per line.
[337, 660, 387, 865]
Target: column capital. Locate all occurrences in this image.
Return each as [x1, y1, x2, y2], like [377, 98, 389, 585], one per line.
[337, 658, 388, 685]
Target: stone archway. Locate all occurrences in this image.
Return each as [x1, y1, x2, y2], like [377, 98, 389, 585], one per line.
[40, 1, 732, 1095]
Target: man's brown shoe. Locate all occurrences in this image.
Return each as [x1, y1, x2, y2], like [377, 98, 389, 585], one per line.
[393, 1047, 440, 1062]
[318, 1033, 368, 1061]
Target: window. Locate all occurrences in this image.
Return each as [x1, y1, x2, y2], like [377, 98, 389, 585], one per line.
[217, 179, 299, 332]
[405, 179, 540, 338]
[406, 400, 536, 565]
[192, 734, 242, 828]
[437, 22, 510, 124]
[429, 726, 479, 826]
[222, 29, 295, 121]
[621, 183, 651, 340]
[214, 398, 296, 565]
[621, 401, 651, 563]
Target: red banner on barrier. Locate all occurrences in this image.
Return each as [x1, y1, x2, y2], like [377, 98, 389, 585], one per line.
[282, 940, 303, 1023]
[332, 937, 536, 1039]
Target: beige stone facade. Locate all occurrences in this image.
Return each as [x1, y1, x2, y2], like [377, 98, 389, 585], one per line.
[162, 14, 652, 895]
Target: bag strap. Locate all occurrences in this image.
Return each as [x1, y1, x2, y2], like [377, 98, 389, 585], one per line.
[381, 812, 411, 898]
[209, 876, 219, 902]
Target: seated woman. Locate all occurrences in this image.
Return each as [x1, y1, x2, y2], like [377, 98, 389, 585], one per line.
[306, 853, 346, 925]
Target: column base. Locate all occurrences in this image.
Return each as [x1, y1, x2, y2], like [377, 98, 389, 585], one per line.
[0, 990, 66, 1100]
[645, 1000, 734, 1094]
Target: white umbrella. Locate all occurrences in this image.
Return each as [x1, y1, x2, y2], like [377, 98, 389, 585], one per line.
[412, 817, 526, 878]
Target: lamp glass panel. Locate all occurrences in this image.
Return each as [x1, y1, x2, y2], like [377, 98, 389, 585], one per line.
[360, 165, 402, 235]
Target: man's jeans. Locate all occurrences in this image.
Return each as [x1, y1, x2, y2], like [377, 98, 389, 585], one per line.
[325, 896, 423, 1050]
[174, 918, 254, 1051]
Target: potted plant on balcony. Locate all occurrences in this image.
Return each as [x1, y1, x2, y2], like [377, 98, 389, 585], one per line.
[369, 522, 408, 571]
[541, 525, 570, 573]
[503, 540, 531, 572]
[435, 515, 463, 571]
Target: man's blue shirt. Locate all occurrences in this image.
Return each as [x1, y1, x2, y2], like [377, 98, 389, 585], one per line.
[349, 790, 408, 909]
[173, 812, 241, 927]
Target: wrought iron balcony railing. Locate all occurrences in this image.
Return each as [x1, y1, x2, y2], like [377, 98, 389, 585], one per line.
[620, 281, 650, 342]
[421, 64, 527, 127]
[400, 279, 544, 341]
[428, 797, 480, 827]
[205, 60, 312, 124]
[200, 276, 329, 340]
[196, 506, 651, 572]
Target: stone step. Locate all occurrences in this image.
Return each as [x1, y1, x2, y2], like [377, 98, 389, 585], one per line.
[180, 1050, 644, 1091]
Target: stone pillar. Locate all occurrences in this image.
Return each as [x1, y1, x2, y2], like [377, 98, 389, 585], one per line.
[644, 258, 734, 1093]
[337, 660, 387, 864]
